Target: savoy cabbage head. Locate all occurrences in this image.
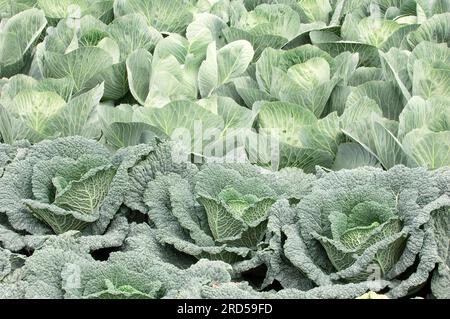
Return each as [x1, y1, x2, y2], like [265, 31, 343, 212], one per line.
[283, 165, 450, 299]
[0, 136, 133, 252]
[127, 142, 315, 284]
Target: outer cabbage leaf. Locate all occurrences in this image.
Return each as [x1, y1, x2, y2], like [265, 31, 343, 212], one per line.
[36, 0, 114, 23]
[97, 103, 157, 150]
[198, 40, 254, 98]
[38, 14, 161, 99]
[0, 8, 47, 77]
[0, 140, 30, 176]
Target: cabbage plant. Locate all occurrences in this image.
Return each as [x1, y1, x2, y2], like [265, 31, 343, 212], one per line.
[244, 45, 358, 171]
[283, 166, 450, 299]
[0, 137, 133, 252]
[0, 75, 103, 144]
[127, 145, 314, 281]
[344, 41, 450, 169]
[35, 13, 161, 99]
[0, 9, 47, 78]
[0, 232, 236, 299]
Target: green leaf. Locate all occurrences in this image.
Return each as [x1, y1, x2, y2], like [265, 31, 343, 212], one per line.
[316, 42, 381, 67]
[340, 95, 383, 128]
[411, 60, 450, 100]
[402, 129, 450, 169]
[108, 14, 162, 60]
[0, 8, 47, 77]
[43, 46, 113, 93]
[187, 12, 227, 47]
[407, 13, 450, 48]
[296, 0, 332, 23]
[98, 104, 155, 149]
[258, 101, 317, 147]
[332, 143, 380, 170]
[47, 84, 103, 139]
[223, 27, 287, 61]
[270, 67, 338, 116]
[257, 101, 335, 171]
[198, 40, 254, 98]
[398, 96, 431, 139]
[379, 49, 412, 101]
[126, 49, 152, 105]
[343, 115, 410, 169]
[23, 200, 99, 234]
[132, 100, 224, 149]
[0, 83, 103, 144]
[233, 76, 273, 108]
[287, 57, 330, 91]
[146, 56, 198, 107]
[113, 0, 193, 33]
[37, 0, 114, 21]
[54, 165, 116, 214]
[346, 81, 405, 121]
[197, 96, 256, 131]
[0, 90, 65, 143]
[198, 196, 247, 242]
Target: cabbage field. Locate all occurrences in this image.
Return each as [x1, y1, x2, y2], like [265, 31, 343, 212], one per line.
[0, 0, 449, 300]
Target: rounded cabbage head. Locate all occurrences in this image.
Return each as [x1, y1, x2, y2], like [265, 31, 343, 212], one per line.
[0, 137, 128, 237]
[284, 166, 450, 298]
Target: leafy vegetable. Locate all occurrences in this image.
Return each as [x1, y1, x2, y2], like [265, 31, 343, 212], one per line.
[128, 147, 314, 282]
[283, 166, 450, 298]
[0, 137, 131, 250]
[0, 9, 47, 78]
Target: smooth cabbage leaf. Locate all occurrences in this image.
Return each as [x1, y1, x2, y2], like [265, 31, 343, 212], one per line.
[36, 0, 115, 23]
[113, 0, 193, 34]
[0, 75, 103, 144]
[0, 9, 47, 78]
[37, 14, 161, 99]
